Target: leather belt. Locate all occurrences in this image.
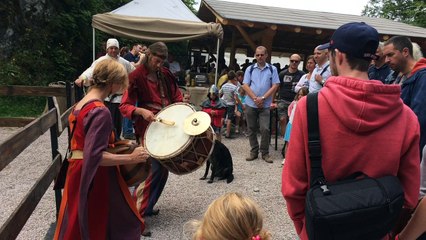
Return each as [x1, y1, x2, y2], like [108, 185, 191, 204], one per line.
[141, 103, 162, 111]
[70, 150, 83, 159]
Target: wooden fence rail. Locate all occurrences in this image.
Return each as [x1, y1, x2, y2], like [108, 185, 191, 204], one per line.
[0, 83, 76, 239]
[0, 84, 77, 128]
[0, 85, 67, 97]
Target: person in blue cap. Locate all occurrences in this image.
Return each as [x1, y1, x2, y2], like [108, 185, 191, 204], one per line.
[282, 22, 420, 240]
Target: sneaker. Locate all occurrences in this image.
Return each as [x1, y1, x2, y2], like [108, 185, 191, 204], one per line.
[281, 158, 285, 166]
[262, 154, 273, 163]
[246, 154, 258, 161]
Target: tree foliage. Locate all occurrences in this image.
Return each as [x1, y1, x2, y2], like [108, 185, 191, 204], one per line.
[0, 0, 131, 86]
[182, 0, 198, 13]
[0, 0, 197, 86]
[362, 0, 426, 28]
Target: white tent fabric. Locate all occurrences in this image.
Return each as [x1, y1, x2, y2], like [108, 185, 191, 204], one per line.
[92, 0, 223, 42]
[110, 0, 201, 21]
[91, 0, 222, 85]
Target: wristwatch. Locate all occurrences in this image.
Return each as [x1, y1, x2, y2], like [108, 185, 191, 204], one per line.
[321, 79, 326, 85]
[261, 96, 265, 100]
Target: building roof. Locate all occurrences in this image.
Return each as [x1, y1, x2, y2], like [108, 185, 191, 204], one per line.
[202, 0, 426, 38]
[196, 0, 426, 58]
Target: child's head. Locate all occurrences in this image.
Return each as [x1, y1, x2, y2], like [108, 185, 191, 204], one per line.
[236, 70, 244, 83]
[208, 84, 219, 100]
[227, 70, 236, 81]
[192, 192, 270, 240]
[295, 87, 308, 100]
[183, 92, 191, 103]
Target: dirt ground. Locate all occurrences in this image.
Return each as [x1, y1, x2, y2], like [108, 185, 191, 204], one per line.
[0, 127, 297, 239]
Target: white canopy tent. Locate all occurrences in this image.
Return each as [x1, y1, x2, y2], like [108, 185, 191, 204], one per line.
[91, 0, 223, 84]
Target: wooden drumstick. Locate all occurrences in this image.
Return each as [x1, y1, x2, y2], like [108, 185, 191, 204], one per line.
[156, 117, 175, 126]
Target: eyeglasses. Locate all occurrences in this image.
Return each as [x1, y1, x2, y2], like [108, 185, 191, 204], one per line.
[290, 60, 300, 63]
[255, 54, 265, 57]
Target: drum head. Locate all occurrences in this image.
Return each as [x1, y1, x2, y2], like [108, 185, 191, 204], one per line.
[144, 103, 196, 159]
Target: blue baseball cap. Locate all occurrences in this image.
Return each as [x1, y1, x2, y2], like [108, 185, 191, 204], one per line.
[318, 22, 379, 60]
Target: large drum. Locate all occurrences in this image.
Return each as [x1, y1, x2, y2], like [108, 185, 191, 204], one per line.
[144, 103, 215, 175]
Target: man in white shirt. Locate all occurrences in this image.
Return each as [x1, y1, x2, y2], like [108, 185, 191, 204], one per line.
[74, 38, 135, 140]
[309, 46, 331, 93]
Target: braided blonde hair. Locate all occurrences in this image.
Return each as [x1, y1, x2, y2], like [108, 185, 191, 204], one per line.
[91, 59, 128, 90]
[191, 192, 271, 240]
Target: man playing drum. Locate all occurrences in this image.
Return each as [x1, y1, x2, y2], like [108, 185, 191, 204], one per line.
[119, 42, 183, 235]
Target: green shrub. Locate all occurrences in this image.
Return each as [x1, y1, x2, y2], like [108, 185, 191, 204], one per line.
[0, 96, 46, 117]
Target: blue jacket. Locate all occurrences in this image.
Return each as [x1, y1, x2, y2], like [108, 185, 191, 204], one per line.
[401, 58, 426, 160]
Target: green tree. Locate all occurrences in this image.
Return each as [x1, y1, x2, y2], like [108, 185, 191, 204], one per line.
[182, 0, 198, 13]
[0, 0, 197, 86]
[0, 0, 131, 86]
[362, 0, 426, 28]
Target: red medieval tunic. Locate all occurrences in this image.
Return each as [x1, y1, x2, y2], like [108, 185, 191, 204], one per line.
[119, 65, 183, 140]
[119, 64, 182, 218]
[54, 100, 143, 240]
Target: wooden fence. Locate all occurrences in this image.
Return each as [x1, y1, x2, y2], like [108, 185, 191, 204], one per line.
[0, 83, 76, 239]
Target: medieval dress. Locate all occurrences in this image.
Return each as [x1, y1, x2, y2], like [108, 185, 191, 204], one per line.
[54, 100, 143, 240]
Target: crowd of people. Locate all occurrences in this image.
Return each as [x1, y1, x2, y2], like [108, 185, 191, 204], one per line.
[281, 23, 426, 240]
[54, 19, 426, 239]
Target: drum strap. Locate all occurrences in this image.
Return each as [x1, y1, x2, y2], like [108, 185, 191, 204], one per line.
[157, 70, 172, 107]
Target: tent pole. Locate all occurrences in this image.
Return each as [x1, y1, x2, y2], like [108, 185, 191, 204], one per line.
[92, 28, 95, 61]
[215, 38, 219, 86]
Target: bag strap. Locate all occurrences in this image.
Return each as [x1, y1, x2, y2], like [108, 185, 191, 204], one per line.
[248, 63, 273, 87]
[67, 119, 77, 153]
[320, 64, 329, 76]
[53, 107, 77, 190]
[307, 92, 326, 187]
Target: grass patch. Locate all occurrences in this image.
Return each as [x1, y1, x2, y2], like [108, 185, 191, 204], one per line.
[0, 96, 46, 117]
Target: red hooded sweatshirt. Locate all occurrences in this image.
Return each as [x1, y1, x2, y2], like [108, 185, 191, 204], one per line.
[282, 76, 420, 239]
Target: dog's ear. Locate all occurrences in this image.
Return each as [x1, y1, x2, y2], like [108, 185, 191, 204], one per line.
[226, 174, 234, 184]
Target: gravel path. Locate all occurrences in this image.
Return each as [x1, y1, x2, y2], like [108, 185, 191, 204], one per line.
[0, 127, 297, 239]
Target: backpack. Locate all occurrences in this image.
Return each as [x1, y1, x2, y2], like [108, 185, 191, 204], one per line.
[247, 63, 273, 87]
[305, 92, 404, 240]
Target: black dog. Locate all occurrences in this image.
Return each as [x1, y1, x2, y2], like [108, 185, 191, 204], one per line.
[200, 140, 234, 184]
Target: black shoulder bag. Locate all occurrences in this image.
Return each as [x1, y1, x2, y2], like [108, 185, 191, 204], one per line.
[305, 92, 405, 240]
